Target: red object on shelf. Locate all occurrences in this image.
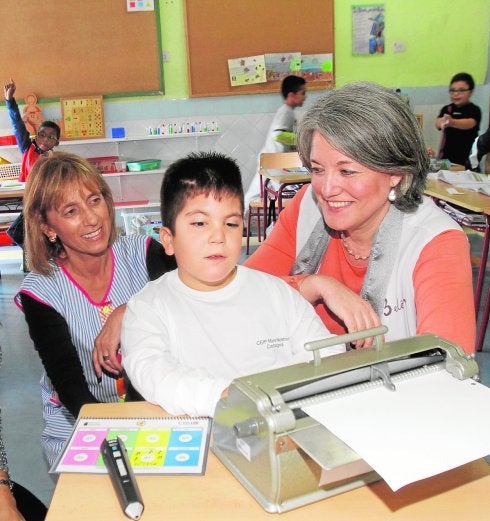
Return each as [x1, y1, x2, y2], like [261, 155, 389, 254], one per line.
[87, 156, 118, 173]
[0, 135, 17, 146]
[114, 200, 150, 207]
[0, 230, 14, 246]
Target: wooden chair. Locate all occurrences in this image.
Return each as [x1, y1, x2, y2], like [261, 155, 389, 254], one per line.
[246, 152, 302, 254]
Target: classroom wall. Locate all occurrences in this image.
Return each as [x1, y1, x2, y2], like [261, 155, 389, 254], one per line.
[1, 0, 489, 189]
[159, 0, 490, 97]
[334, 0, 489, 88]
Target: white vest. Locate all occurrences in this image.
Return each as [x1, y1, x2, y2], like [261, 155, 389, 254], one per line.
[296, 186, 462, 341]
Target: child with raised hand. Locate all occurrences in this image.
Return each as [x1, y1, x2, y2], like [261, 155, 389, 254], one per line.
[4, 78, 60, 182]
[121, 151, 344, 417]
[435, 72, 481, 166]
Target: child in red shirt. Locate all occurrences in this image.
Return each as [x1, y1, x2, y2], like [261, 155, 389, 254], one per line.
[4, 78, 60, 182]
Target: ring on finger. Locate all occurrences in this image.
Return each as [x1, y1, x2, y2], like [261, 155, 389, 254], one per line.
[102, 354, 110, 362]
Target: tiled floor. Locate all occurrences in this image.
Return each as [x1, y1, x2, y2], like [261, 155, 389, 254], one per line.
[0, 243, 489, 509]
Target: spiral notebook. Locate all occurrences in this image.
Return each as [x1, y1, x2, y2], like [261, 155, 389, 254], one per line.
[51, 416, 212, 475]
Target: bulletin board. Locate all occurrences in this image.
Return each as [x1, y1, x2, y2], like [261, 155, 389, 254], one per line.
[61, 96, 105, 140]
[184, 0, 335, 98]
[0, 1, 163, 101]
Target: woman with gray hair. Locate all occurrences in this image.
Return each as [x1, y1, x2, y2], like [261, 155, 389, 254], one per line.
[246, 82, 475, 353]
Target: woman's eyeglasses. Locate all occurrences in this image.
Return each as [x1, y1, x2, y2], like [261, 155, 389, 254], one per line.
[37, 131, 58, 142]
[449, 88, 471, 94]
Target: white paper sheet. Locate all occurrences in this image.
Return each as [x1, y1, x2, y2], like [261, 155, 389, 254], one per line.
[303, 370, 490, 491]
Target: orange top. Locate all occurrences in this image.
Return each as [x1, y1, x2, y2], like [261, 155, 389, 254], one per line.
[245, 187, 476, 354]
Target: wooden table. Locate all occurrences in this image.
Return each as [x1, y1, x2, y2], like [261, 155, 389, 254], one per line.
[46, 402, 490, 521]
[0, 187, 23, 213]
[262, 169, 311, 239]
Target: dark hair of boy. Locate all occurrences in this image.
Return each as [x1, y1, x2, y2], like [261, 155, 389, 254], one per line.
[281, 75, 306, 99]
[450, 72, 475, 91]
[38, 120, 61, 140]
[160, 151, 244, 233]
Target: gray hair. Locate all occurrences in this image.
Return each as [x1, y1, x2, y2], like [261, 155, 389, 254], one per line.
[297, 82, 429, 211]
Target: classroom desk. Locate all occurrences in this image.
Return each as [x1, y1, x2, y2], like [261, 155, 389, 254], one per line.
[424, 179, 490, 352]
[46, 402, 490, 521]
[0, 187, 23, 213]
[262, 169, 311, 239]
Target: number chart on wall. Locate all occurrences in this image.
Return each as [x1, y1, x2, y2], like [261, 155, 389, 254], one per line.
[61, 96, 105, 140]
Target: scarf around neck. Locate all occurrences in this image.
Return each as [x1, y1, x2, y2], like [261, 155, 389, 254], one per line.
[290, 203, 404, 316]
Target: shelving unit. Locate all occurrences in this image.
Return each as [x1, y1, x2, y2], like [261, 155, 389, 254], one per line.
[0, 129, 220, 214]
[103, 170, 165, 207]
[0, 130, 221, 149]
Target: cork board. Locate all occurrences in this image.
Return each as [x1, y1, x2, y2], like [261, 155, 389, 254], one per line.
[1, 1, 162, 100]
[184, 0, 334, 98]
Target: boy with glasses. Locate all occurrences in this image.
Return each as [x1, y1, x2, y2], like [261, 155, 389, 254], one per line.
[435, 72, 481, 166]
[4, 78, 60, 182]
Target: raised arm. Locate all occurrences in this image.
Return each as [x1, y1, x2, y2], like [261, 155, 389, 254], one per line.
[4, 79, 31, 153]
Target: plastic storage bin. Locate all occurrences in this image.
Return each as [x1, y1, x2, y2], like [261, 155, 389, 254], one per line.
[0, 163, 21, 180]
[87, 156, 119, 173]
[122, 211, 162, 240]
[126, 159, 161, 172]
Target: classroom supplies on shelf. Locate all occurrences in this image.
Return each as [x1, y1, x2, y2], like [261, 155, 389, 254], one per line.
[87, 156, 119, 174]
[150, 120, 220, 136]
[52, 415, 212, 475]
[0, 162, 21, 180]
[0, 135, 17, 146]
[0, 180, 25, 190]
[126, 159, 162, 172]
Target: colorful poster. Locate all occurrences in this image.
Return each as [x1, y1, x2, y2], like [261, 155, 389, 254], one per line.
[127, 0, 154, 11]
[299, 53, 334, 82]
[52, 416, 211, 475]
[352, 5, 385, 55]
[228, 55, 267, 87]
[60, 96, 105, 140]
[264, 53, 301, 81]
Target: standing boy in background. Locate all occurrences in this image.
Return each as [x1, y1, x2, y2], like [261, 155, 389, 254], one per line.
[121, 151, 343, 418]
[435, 72, 481, 166]
[4, 79, 60, 182]
[244, 75, 306, 212]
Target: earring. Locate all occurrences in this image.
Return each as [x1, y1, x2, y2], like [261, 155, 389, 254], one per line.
[48, 234, 57, 243]
[388, 188, 396, 202]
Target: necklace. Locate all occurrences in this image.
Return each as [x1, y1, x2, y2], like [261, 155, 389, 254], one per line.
[340, 232, 371, 261]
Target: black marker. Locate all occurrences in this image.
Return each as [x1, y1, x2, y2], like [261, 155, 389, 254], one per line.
[101, 436, 144, 520]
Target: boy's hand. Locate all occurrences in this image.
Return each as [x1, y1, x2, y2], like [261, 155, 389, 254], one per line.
[441, 114, 450, 129]
[4, 78, 16, 101]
